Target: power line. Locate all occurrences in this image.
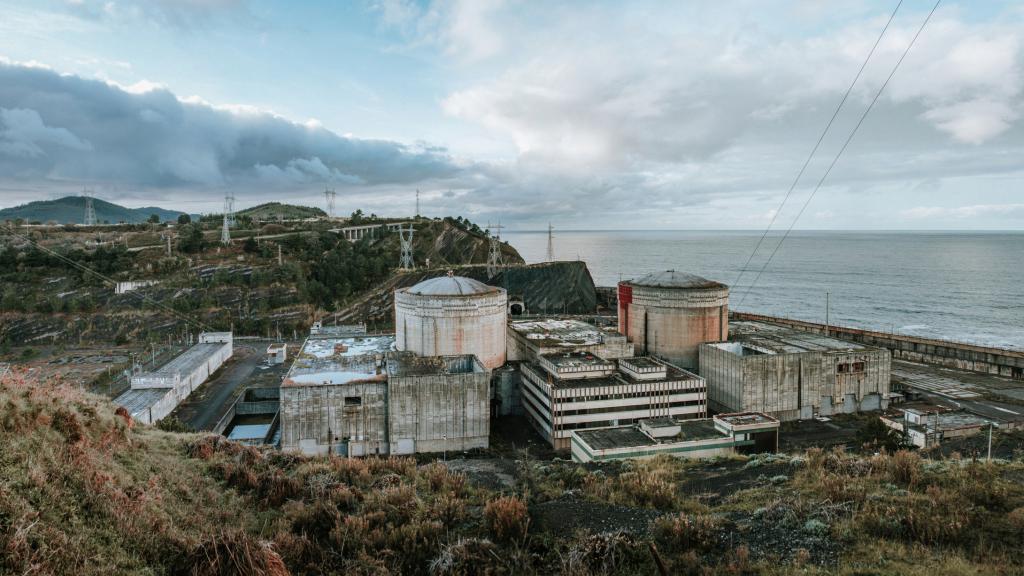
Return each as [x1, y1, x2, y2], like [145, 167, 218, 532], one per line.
[732, 0, 904, 292]
[737, 0, 941, 308]
[0, 222, 216, 333]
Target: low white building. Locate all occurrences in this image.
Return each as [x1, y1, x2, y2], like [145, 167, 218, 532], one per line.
[571, 412, 780, 463]
[115, 332, 233, 424]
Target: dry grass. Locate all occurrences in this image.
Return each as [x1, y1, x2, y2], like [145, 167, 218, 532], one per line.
[1, 370, 1022, 575]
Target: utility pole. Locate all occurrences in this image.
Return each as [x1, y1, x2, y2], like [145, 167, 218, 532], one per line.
[988, 422, 993, 461]
[399, 224, 415, 270]
[277, 244, 283, 266]
[825, 291, 830, 337]
[83, 189, 96, 226]
[546, 222, 555, 262]
[166, 234, 172, 256]
[486, 221, 504, 278]
[415, 189, 420, 219]
[324, 189, 336, 218]
[221, 192, 235, 245]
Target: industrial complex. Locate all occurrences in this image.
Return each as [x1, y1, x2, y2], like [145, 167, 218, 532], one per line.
[265, 268, 901, 460]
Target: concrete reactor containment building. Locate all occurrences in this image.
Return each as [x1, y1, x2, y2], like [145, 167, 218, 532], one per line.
[395, 275, 508, 370]
[618, 270, 729, 370]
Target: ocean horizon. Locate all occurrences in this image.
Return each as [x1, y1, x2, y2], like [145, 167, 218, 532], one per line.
[503, 229, 1024, 351]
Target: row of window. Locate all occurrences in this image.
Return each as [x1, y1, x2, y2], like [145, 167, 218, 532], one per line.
[837, 362, 866, 374]
[555, 399, 705, 417]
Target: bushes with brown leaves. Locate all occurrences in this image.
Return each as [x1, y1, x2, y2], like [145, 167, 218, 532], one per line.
[483, 496, 529, 544]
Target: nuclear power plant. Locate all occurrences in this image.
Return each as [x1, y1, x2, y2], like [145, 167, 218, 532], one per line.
[618, 270, 729, 369]
[395, 275, 508, 369]
[278, 266, 889, 460]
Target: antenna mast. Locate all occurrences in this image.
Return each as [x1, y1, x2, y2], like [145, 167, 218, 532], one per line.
[221, 192, 235, 245]
[83, 190, 96, 226]
[415, 189, 420, 219]
[324, 188, 336, 218]
[486, 221, 505, 278]
[399, 223, 415, 270]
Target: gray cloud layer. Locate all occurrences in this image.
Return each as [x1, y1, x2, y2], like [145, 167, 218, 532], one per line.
[0, 62, 462, 202]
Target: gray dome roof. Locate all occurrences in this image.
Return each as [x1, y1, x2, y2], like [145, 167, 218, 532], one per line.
[405, 275, 500, 296]
[626, 270, 727, 290]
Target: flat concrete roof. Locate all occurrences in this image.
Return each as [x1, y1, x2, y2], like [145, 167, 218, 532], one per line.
[144, 342, 226, 377]
[386, 353, 483, 377]
[298, 335, 395, 360]
[575, 427, 654, 450]
[541, 351, 614, 370]
[510, 318, 622, 348]
[715, 412, 779, 427]
[575, 419, 722, 449]
[284, 355, 385, 387]
[716, 320, 870, 354]
[114, 388, 168, 416]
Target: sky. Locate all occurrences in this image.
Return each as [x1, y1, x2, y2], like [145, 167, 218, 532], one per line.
[0, 0, 1022, 230]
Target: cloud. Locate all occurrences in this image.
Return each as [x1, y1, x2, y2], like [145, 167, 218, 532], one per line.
[0, 108, 93, 158]
[901, 204, 1024, 220]
[0, 62, 464, 199]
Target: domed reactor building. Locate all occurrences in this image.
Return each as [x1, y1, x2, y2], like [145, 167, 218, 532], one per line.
[395, 275, 508, 370]
[617, 270, 729, 369]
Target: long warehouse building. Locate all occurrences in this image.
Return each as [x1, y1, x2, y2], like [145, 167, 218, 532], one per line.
[115, 332, 233, 425]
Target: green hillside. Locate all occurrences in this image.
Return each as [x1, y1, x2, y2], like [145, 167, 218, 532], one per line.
[0, 196, 187, 224]
[236, 202, 326, 220]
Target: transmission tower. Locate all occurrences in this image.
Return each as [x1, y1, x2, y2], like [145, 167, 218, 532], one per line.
[83, 190, 96, 226]
[398, 223, 415, 270]
[221, 192, 235, 245]
[486, 221, 504, 278]
[546, 222, 555, 262]
[324, 188, 336, 218]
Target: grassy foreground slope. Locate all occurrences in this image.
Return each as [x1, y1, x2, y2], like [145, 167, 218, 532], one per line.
[1, 371, 1022, 575]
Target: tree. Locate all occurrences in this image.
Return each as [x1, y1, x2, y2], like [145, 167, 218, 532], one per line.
[350, 209, 364, 225]
[857, 417, 911, 452]
[242, 236, 258, 253]
[147, 214, 161, 224]
[177, 223, 205, 253]
[177, 213, 192, 225]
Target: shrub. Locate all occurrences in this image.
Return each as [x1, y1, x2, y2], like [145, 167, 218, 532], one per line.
[887, 450, 922, 487]
[483, 496, 529, 543]
[561, 531, 640, 576]
[51, 408, 83, 444]
[186, 531, 288, 576]
[651, 513, 722, 554]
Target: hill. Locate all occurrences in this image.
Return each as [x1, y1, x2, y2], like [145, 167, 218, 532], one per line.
[0, 216, 527, 347]
[0, 196, 187, 224]
[1, 370, 1022, 575]
[236, 202, 326, 221]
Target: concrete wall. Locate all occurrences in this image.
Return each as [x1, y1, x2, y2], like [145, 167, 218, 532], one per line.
[388, 359, 490, 454]
[619, 284, 729, 370]
[396, 290, 507, 369]
[699, 344, 890, 421]
[732, 312, 1024, 380]
[279, 381, 389, 456]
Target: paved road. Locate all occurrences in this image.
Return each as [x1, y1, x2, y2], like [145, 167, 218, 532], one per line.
[171, 344, 263, 430]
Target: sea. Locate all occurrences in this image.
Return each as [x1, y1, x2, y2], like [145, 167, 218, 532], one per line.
[502, 230, 1024, 351]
